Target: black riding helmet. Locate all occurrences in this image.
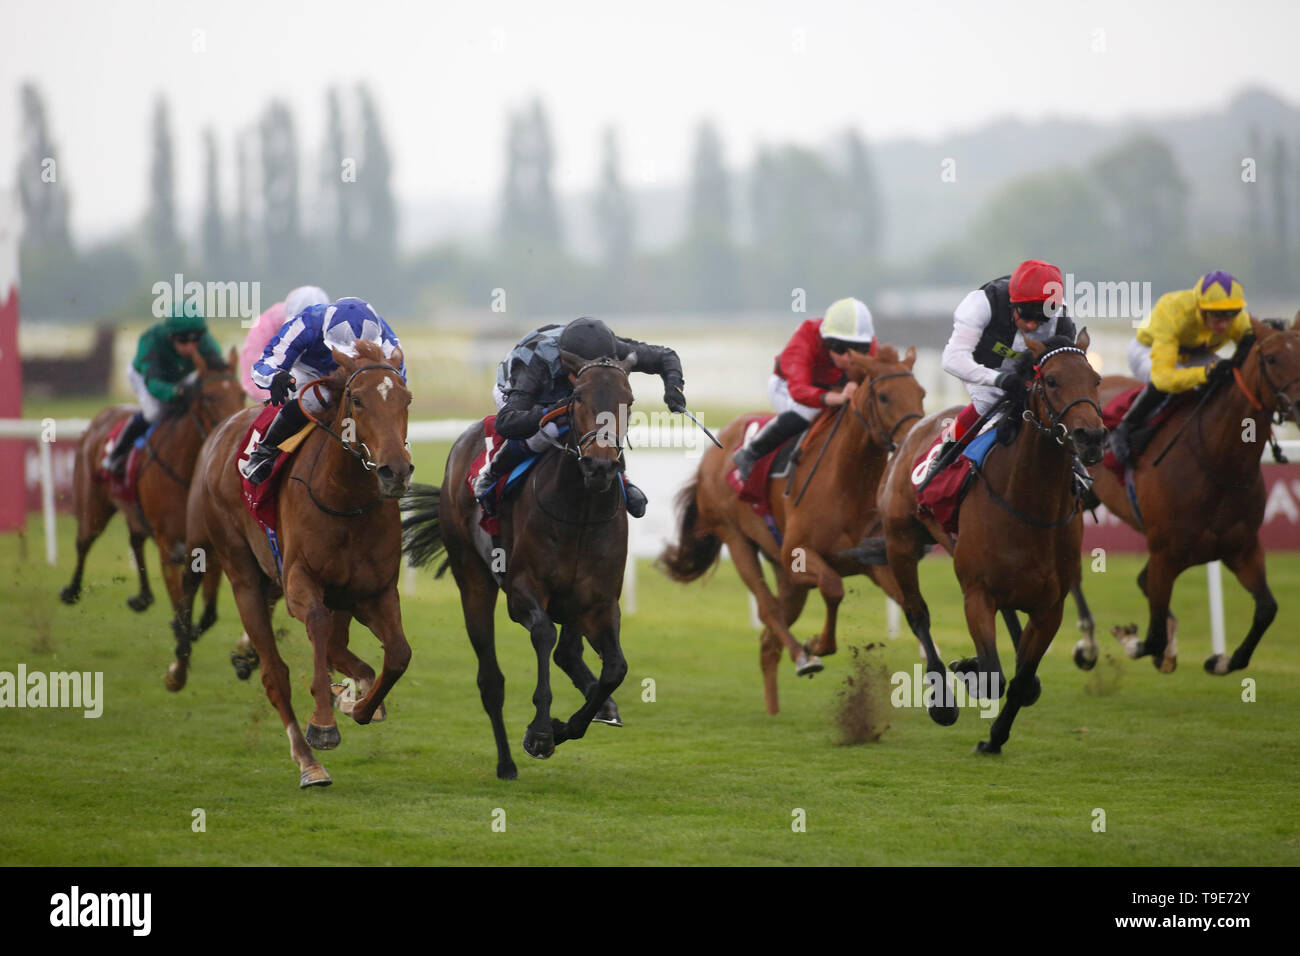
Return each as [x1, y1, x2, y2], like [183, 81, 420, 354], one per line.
[559, 317, 618, 360]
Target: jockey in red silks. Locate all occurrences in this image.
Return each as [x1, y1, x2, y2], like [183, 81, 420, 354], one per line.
[925, 259, 1077, 479]
[732, 297, 877, 480]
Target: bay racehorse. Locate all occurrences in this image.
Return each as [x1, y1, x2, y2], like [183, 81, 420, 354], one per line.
[175, 341, 414, 787]
[401, 352, 633, 779]
[874, 331, 1105, 753]
[60, 348, 244, 638]
[1071, 315, 1300, 675]
[659, 345, 925, 714]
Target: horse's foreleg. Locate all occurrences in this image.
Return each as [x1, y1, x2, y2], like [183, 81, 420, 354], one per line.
[554, 625, 621, 727]
[555, 603, 627, 745]
[717, 528, 818, 698]
[164, 549, 204, 692]
[284, 570, 343, 751]
[325, 611, 381, 720]
[977, 599, 1064, 754]
[347, 588, 411, 727]
[1209, 542, 1276, 675]
[954, 590, 1004, 703]
[126, 531, 155, 612]
[790, 547, 843, 658]
[506, 578, 558, 760]
[1070, 581, 1098, 671]
[886, 524, 955, 725]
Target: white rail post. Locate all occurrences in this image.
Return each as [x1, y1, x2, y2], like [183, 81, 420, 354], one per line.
[38, 437, 56, 565]
[1207, 560, 1226, 657]
[623, 519, 637, 615]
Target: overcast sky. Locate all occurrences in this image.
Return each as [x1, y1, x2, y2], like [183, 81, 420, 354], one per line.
[4, 0, 1300, 242]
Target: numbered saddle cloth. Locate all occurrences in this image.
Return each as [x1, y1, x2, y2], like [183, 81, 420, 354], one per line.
[238, 405, 316, 537]
[97, 415, 150, 503]
[465, 415, 551, 535]
[912, 428, 998, 536]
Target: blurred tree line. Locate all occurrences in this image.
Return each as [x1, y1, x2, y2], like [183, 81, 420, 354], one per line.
[14, 83, 1300, 325]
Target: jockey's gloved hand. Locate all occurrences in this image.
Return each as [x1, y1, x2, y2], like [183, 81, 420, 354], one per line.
[169, 382, 193, 406]
[663, 381, 687, 413]
[1207, 359, 1236, 386]
[269, 370, 296, 405]
[994, 371, 1026, 394]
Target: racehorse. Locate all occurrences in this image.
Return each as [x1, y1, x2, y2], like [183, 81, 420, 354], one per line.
[401, 352, 634, 780]
[60, 348, 244, 637]
[874, 331, 1104, 753]
[174, 341, 414, 788]
[1071, 315, 1300, 676]
[659, 345, 926, 714]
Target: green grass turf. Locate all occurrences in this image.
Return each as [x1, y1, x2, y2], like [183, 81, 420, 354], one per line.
[3, 494, 1297, 867]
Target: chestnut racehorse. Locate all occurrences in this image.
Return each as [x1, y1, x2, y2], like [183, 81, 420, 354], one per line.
[60, 348, 244, 638]
[659, 345, 926, 714]
[1071, 315, 1300, 675]
[401, 353, 634, 780]
[875, 331, 1105, 753]
[175, 341, 414, 788]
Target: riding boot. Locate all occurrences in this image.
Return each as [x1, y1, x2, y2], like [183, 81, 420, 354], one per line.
[621, 474, 648, 518]
[107, 411, 150, 476]
[474, 438, 531, 514]
[733, 411, 808, 480]
[1108, 384, 1165, 467]
[242, 400, 311, 485]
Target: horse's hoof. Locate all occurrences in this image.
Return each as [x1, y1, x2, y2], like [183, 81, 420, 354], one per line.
[795, 653, 824, 677]
[974, 740, 1002, 755]
[127, 593, 153, 613]
[928, 704, 959, 727]
[498, 761, 518, 780]
[522, 729, 555, 760]
[164, 662, 186, 693]
[59, 586, 79, 605]
[231, 653, 252, 680]
[1072, 641, 1098, 671]
[1203, 654, 1231, 676]
[305, 722, 341, 750]
[592, 698, 622, 727]
[299, 765, 332, 788]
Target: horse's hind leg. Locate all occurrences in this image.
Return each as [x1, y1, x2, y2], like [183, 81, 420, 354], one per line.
[886, 523, 956, 726]
[1208, 541, 1276, 675]
[977, 599, 1064, 754]
[554, 625, 620, 727]
[195, 554, 221, 635]
[60, 480, 116, 605]
[1133, 553, 1181, 673]
[1070, 581, 1098, 671]
[126, 530, 155, 612]
[453, 552, 514, 779]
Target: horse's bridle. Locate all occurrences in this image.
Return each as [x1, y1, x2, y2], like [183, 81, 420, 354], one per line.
[300, 363, 410, 472]
[1246, 335, 1300, 423]
[1020, 346, 1103, 449]
[540, 357, 631, 469]
[848, 370, 922, 452]
[139, 369, 240, 488]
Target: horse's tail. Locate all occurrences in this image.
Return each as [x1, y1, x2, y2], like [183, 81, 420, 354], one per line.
[400, 482, 450, 578]
[657, 478, 722, 582]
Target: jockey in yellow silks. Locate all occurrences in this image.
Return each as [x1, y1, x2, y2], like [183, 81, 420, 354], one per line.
[1109, 270, 1252, 465]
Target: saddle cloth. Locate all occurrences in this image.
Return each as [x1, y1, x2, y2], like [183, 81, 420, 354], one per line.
[911, 428, 998, 536]
[98, 416, 148, 502]
[465, 415, 549, 535]
[238, 405, 317, 550]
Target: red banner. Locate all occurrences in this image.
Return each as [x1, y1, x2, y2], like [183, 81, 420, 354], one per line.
[1082, 463, 1300, 552]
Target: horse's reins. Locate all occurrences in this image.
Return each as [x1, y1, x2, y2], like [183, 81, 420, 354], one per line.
[975, 346, 1100, 528]
[138, 369, 239, 489]
[289, 363, 408, 518]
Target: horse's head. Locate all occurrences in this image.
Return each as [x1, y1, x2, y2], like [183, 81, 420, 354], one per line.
[328, 341, 414, 498]
[845, 344, 926, 451]
[559, 349, 634, 493]
[190, 347, 246, 430]
[1022, 329, 1106, 465]
[1249, 314, 1300, 427]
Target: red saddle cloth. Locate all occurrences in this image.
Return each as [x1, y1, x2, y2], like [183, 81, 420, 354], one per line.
[726, 415, 780, 518]
[466, 415, 509, 535]
[97, 417, 144, 503]
[1099, 385, 1188, 479]
[239, 405, 302, 536]
[911, 431, 973, 536]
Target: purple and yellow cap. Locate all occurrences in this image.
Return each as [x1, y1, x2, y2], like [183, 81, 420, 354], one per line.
[1194, 271, 1246, 312]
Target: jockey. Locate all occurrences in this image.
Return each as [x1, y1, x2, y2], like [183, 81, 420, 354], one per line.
[107, 301, 229, 476]
[926, 259, 1076, 478]
[239, 286, 330, 401]
[241, 297, 405, 485]
[1109, 270, 1252, 465]
[473, 316, 686, 518]
[732, 298, 876, 480]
